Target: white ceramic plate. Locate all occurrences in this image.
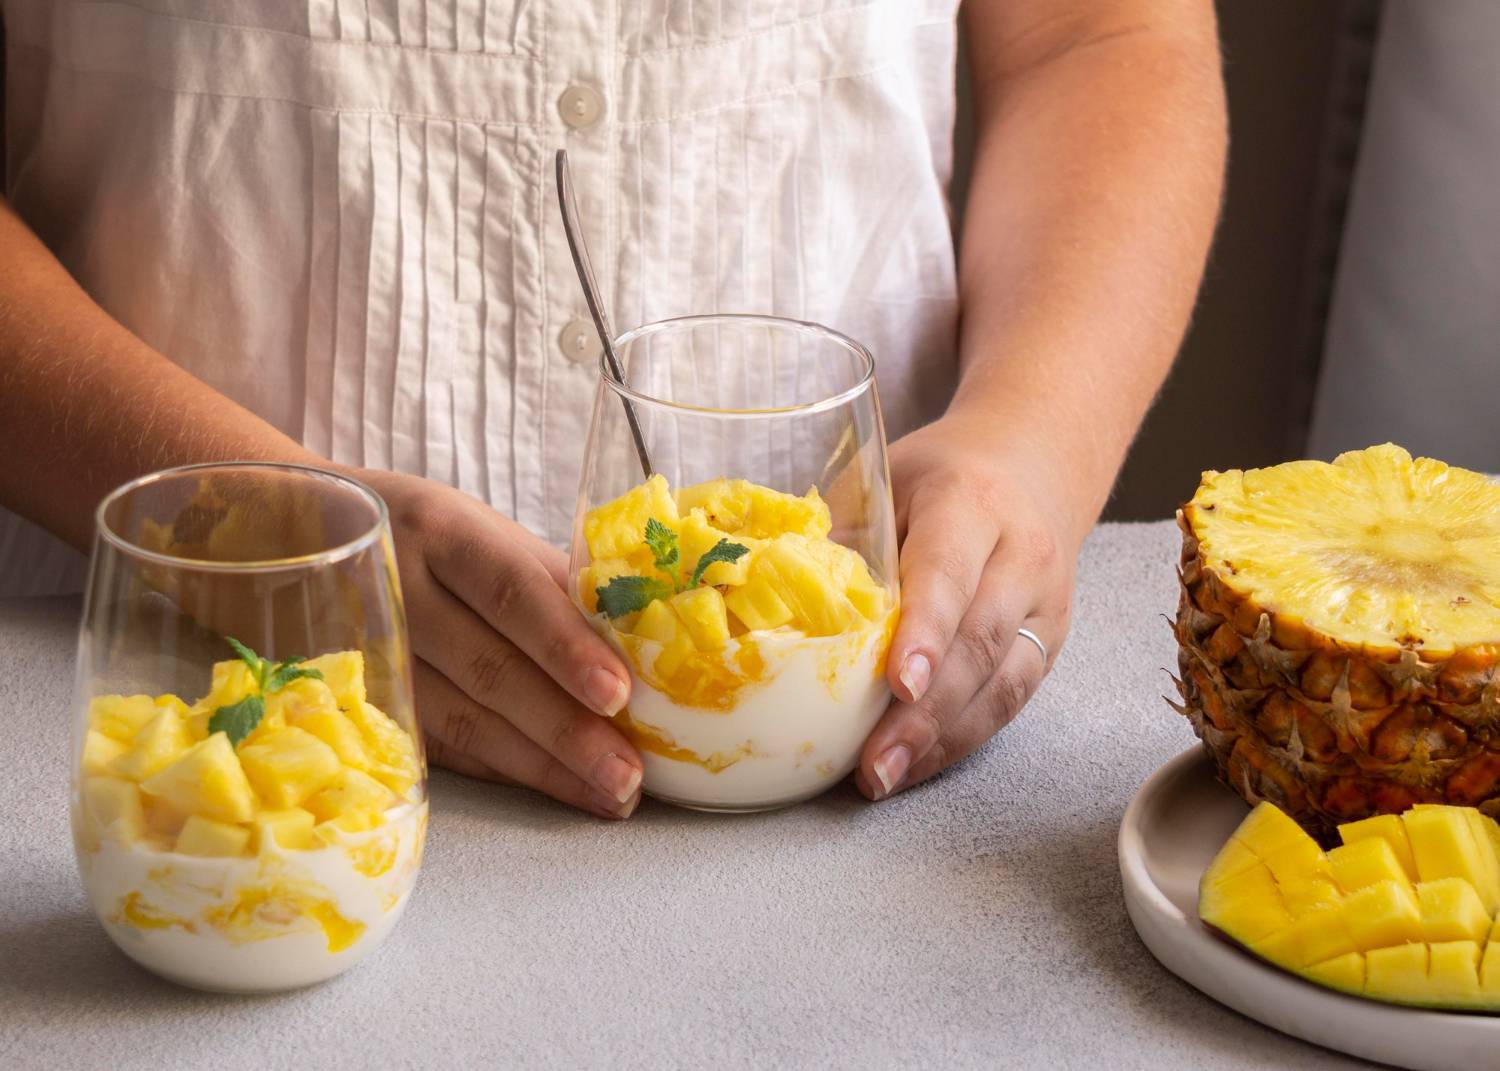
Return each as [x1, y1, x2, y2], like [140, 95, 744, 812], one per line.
[1119, 748, 1500, 1071]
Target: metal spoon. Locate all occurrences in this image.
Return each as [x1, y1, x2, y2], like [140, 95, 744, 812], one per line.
[555, 149, 653, 478]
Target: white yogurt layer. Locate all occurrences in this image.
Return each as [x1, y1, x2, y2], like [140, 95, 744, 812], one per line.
[607, 614, 894, 811]
[76, 802, 426, 992]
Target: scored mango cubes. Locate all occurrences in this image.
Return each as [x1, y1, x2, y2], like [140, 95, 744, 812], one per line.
[1201, 801, 1500, 1010]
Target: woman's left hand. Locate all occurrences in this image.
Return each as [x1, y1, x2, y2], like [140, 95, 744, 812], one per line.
[855, 412, 1081, 800]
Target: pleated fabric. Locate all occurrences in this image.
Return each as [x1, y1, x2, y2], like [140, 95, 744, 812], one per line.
[0, 0, 961, 596]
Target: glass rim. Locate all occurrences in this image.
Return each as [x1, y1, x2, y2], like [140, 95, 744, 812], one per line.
[602, 313, 876, 418]
[94, 461, 389, 572]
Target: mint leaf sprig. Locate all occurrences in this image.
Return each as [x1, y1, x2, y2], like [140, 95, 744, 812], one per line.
[594, 521, 749, 619]
[207, 638, 325, 746]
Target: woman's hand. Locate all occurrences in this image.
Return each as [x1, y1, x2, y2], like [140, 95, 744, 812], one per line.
[353, 469, 644, 819]
[855, 413, 1080, 800]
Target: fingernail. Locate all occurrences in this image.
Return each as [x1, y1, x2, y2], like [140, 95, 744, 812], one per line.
[898, 653, 931, 702]
[592, 752, 642, 804]
[586, 787, 641, 820]
[873, 745, 912, 799]
[583, 666, 629, 717]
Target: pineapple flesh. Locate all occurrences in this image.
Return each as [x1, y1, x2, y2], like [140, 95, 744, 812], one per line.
[1174, 444, 1500, 836]
[1201, 801, 1500, 1011]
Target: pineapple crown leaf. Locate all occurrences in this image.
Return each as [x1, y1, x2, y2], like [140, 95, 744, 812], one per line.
[688, 538, 750, 589]
[214, 639, 325, 746]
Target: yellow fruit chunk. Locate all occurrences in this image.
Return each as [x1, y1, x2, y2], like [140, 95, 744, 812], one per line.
[346, 701, 420, 795]
[1480, 936, 1500, 995]
[1305, 952, 1364, 995]
[252, 807, 316, 851]
[304, 650, 368, 711]
[633, 598, 682, 642]
[87, 695, 160, 742]
[1280, 876, 1341, 914]
[1403, 805, 1500, 913]
[1199, 862, 1294, 944]
[752, 535, 858, 636]
[844, 557, 887, 621]
[670, 587, 731, 652]
[1417, 878, 1490, 943]
[1253, 904, 1358, 969]
[1341, 880, 1422, 950]
[81, 729, 129, 775]
[724, 578, 795, 632]
[1366, 944, 1430, 1004]
[238, 726, 342, 809]
[141, 733, 257, 824]
[584, 474, 679, 560]
[1428, 941, 1483, 1005]
[275, 678, 372, 771]
[679, 511, 754, 586]
[109, 707, 193, 782]
[1328, 837, 1411, 894]
[674, 478, 831, 539]
[1232, 801, 1313, 859]
[1339, 814, 1417, 882]
[83, 776, 145, 842]
[305, 768, 396, 829]
[579, 557, 638, 614]
[175, 814, 251, 857]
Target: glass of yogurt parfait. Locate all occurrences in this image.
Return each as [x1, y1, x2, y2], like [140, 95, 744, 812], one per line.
[71, 462, 425, 992]
[571, 314, 900, 813]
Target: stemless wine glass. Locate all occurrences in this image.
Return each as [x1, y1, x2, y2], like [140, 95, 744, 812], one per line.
[571, 314, 900, 813]
[71, 462, 426, 992]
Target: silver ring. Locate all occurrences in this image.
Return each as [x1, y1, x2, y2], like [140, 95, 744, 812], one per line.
[1016, 627, 1048, 663]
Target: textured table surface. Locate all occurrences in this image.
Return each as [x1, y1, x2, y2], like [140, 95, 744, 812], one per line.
[0, 521, 1376, 1070]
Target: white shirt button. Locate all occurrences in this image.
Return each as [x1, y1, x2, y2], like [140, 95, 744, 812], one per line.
[558, 85, 604, 129]
[559, 318, 602, 365]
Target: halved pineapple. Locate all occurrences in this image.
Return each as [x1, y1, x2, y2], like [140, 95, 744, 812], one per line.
[1174, 444, 1500, 836]
[1201, 801, 1500, 1010]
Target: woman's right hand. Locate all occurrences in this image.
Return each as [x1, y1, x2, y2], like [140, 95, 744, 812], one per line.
[353, 469, 644, 819]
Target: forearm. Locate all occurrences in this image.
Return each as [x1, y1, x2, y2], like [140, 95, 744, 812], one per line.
[0, 196, 318, 549]
[951, 2, 1226, 543]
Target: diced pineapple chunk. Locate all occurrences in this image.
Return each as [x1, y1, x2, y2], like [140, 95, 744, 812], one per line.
[198, 659, 258, 714]
[674, 478, 753, 533]
[670, 587, 730, 652]
[579, 557, 638, 614]
[141, 733, 257, 824]
[305, 768, 396, 829]
[752, 535, 858, 636]
[678, 511, 754, 586]
[1341, 880, 1422, 950]
[653, 631, 697, 682]
[724, 578, 795, 632]
[1417, 878, 1491, 943]
[253, 807, 317, 851]
[87, 695, 160, 742]
[1328, 836, 1411, 894]
[304, 651, 368, 711]
[1403, 805, 1500, 913]
[844, 556, 887, 621]
[633, 598, 682, 643]
[675, 478, 831, 539]
[584, 474, 679, 560]
[82, 776, 145, 842]
[238, 726, 342, 809]
[81, 729, 129, 775]
[275, 678, 372, 770]
[346, 701, 421, 795]
[109, 707, 193, 782]
[175, 814, 251, 857]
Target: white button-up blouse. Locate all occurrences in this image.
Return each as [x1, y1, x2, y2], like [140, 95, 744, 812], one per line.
[0, 0, 962, 596]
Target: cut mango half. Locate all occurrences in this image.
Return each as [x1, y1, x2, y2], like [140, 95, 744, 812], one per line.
[1200, 801, 1500, 1011]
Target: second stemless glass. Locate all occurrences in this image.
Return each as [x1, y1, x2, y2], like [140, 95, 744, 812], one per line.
[571, 315, 900, 812]
[71, 463, 426, 992]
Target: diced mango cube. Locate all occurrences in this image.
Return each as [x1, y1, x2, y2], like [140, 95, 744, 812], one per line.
[1304, 952, 1365, 995]
[724, 578, 794, 632]
[1428, 941, 1483, 1003]
[1328, 836, 1411, 894]
[1341, 880, 1423, 951]
[141, 733, 257, 824]
[238, 726, 342, 809]
[81, 729, 129, 775]
[1199, 861, 1293, 944]
[1339, 813, 1417, 882]
[584, 474, 679, 560]
[1480, 936, 1500, 995]
[253, 807, 316, 851]
[304, 651, 368, 711]
[305, 768, 396, 828]
[1417, 877, 1491, 943]
[1404, 806, 1500, 913]
[109, 707, 193, 782]
[670, 587, 731, 652]
[1253, 904, 1358, 969]
[87, 695, 160, 742]
[175, 814, 251, 857]
[82, 776, 145, 842]
[1235, 801, 1318, 859]
[1366, 944, 1430, 1003]
[1260, 835, 1328, 887]
[1280, 876, 1341, 914]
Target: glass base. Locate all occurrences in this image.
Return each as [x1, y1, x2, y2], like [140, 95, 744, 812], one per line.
[644, 786, 831, 814]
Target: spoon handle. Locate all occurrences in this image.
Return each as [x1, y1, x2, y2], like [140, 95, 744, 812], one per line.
[555, 150, 654, 479]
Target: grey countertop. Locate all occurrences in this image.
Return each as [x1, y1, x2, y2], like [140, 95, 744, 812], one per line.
[0, 521, 1375, 1070]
